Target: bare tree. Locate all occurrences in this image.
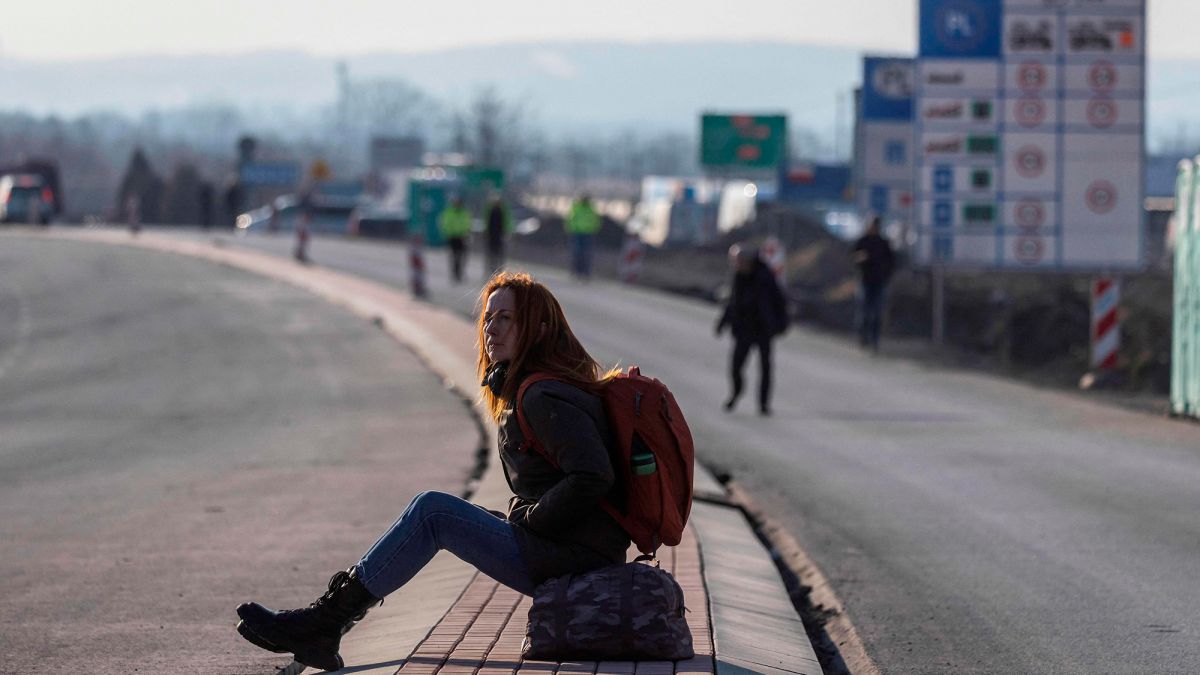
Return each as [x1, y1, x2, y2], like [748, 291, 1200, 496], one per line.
[331, 72, 439, 171]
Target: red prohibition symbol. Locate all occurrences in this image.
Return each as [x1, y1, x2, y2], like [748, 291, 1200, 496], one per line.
[1087, 97, 1117, 129]
[1015, 146, 1046, 178]
[1086, 180, 1118, 214]
[1015, 97, 1046, 128]
[1014, 235, 1044, 264]
[1015, 199, 1045, 229]
[1088, 61, 1117, 93]
[1017, 61, 1047, 92]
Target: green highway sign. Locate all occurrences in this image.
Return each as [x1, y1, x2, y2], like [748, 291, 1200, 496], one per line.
[700, 114, 787, 169]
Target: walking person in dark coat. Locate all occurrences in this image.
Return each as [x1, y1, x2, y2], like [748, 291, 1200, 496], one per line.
[484, 194, 512, 278]
[715, 244, 788, 416]
[235, 272, 629, 672]
[852, 215, 896, 352]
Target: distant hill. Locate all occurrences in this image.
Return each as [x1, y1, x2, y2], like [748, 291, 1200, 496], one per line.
[2, 42, 860, 153]
[3, 41, 1197, 153]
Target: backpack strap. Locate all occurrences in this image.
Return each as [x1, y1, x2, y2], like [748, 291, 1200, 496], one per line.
[514, 372, 563, 460]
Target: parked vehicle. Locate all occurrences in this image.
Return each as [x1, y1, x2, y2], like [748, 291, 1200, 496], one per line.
[0, 174, 54, 224]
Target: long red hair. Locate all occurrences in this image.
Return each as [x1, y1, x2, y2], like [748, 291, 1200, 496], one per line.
[477, 272, 615, 420]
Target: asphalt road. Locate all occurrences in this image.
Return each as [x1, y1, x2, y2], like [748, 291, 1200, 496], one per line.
[0, 236, 478, 673]
[216, 230, 1200, 674]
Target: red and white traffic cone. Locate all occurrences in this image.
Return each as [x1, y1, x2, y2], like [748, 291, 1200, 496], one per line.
[618, 234, 644, 284]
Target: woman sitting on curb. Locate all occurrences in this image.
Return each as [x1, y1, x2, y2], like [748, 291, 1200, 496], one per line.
[236, 271, 630, 672]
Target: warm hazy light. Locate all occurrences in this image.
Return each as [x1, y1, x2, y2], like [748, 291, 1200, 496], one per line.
[6, 1, 917, 61]
[5, 0, 1194, 62]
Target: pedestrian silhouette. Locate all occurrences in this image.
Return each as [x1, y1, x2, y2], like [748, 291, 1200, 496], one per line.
[716, 244, 788, 415]
[852, 215, 896, 352]
[484, 194, 512, 278]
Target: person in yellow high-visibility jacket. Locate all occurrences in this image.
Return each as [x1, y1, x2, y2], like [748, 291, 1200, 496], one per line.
[565, 195, 600, 279]
[439, 198, 472, 283]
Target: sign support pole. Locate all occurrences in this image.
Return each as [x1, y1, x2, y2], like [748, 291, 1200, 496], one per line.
[932, 262, 946, 347]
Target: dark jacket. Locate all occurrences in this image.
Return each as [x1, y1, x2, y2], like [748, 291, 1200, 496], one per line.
[853, 233, 896, 287]
[717, 260, 788, 341]
[498, 378, 630, 583]
[486, 203, 508, 251]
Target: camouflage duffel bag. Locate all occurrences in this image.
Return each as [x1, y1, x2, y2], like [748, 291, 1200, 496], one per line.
[522, 560, 694, 661]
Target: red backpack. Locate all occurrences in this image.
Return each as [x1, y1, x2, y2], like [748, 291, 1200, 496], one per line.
[516, 366, 695, 556]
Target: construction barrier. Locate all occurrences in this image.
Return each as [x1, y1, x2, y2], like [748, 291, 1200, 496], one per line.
[1171, 159, 1200, 417]
[1091, 278, 1120, 371]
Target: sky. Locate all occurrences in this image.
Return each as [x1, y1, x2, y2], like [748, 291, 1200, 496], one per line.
[4, 0, 1197, 63]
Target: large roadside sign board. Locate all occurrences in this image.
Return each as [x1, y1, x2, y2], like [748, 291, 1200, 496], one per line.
[859, 56, 916, 226]
[700, 114, 788, 170]
[914, 0, 1145, 269]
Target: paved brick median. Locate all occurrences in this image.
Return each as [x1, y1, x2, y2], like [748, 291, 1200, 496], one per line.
[398, 526, 714, 675]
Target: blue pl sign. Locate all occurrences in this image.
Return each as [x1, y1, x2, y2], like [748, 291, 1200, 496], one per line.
[863, 57, 914, 121]
[919, 0, 1001, 58]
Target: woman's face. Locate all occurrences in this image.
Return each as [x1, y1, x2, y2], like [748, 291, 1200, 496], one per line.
[483, 288, 518, 364]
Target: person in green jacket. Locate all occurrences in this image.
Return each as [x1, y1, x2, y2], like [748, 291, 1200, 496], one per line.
[439, 198, 472, 283]
[565, 195, 601, 279]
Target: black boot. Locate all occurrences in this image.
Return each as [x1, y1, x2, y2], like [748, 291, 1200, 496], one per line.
[236, 567, 381, 672]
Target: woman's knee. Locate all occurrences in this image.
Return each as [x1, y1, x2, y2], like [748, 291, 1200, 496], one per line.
[409, 490, 463, 517]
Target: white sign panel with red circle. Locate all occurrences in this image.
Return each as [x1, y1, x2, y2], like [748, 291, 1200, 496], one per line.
[1014, 97, 1047, 128]
[914, 0, 1144, 269]
[1006, 95, 1058, 128]
[1003, 133, 1058, 192]
[1085, 180, 1118, 214]
[1088, 61, 1117, 92]
[1013, 235, 1044, 263]
[1008, 198, 1046, 229]
[1013, 61, 1049, 92]
[1004, 233, 1057, 267]
[1063, 98, 1141, 129]
[1063, 62, 1142, 94]
[1086, 97, 1118, 128]
[1015, 145, 1047, 178]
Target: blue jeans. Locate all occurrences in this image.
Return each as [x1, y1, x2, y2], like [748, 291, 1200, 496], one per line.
[570, 233, 594, 277]
[354, 491, 537, 598]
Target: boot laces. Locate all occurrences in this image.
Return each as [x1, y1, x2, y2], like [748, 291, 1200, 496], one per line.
[276, 570, 352, 618]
